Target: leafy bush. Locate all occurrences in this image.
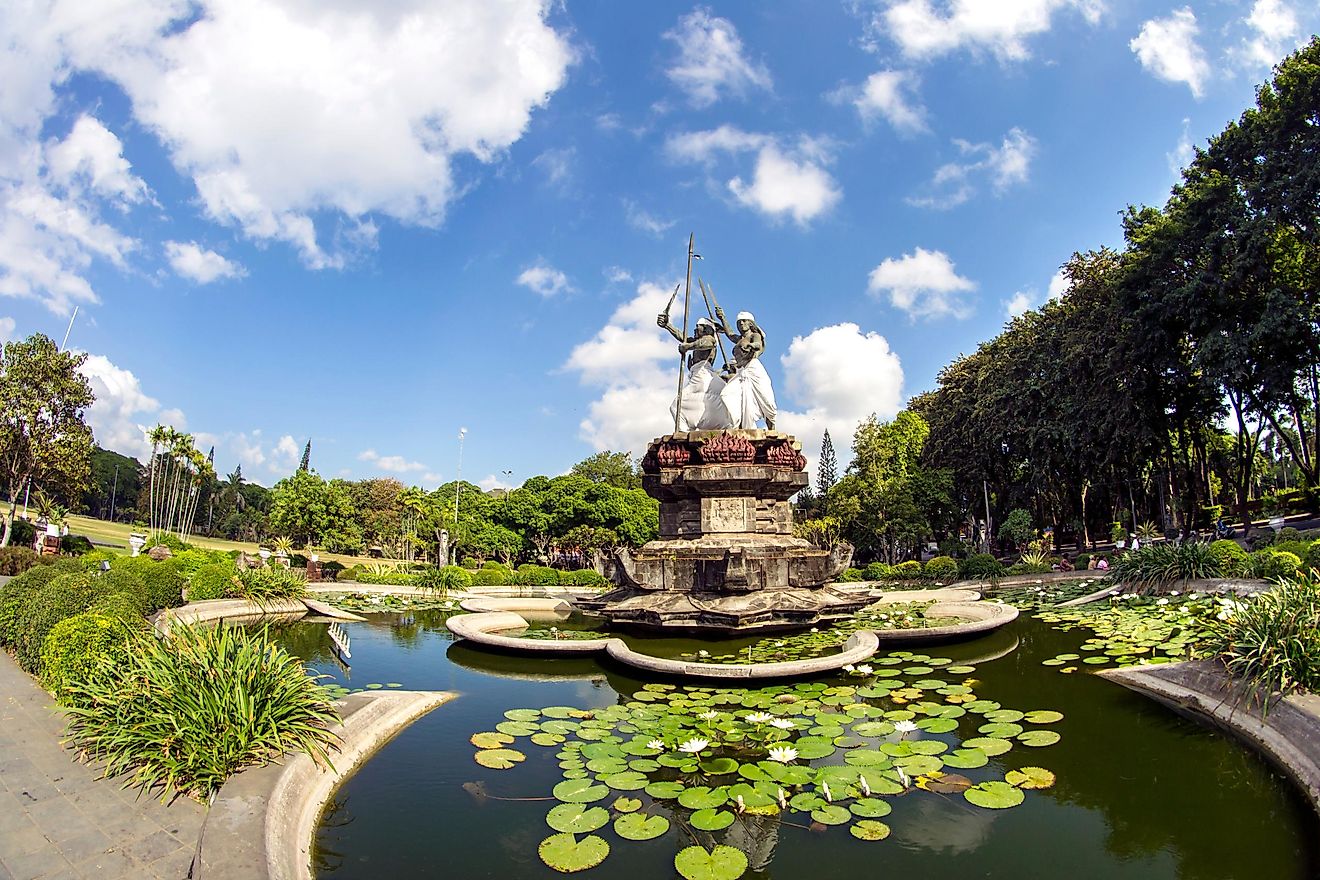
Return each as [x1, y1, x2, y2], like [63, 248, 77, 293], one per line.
[1006, 562, 1052, 576]
[1278, 527, 1302, 543]
[1306, 541, 1320, 572]
[17, 572, 106, 673]
[187, 563, 239, 601]
[1199, 572, 1320, 697]
[561, 569, 607, 588]
[1109, 542, 1220, 590]
[472, 567, 514, 586]
[40, 610, 142, 706]
[113, 557, 187, 612]
[1246, 549, 1301, 581]
[514, 565, 561, 587]
[88, 590, 147, 624]
[96, 568, 150, 616]
[0, 546, 44, 575]
[0, 560, 81, 645]
[892, 560, 924, 578]
[958, 553, 1004, 579]
[349, 566, 417, 586]
[78, 548, 120, 571]
[232, 567, 307, 603]
[482, 560, 508, 570]
[416, 565, 472, 592]
[863, 561, 895, 581]
[8, 518, 36, 548]
[459, 557, 479, 569]
[923, 556, 959, 581]
[170, 549, 230, 579]
[1075, 553, 1091, 570]
[837, 568, 864, 582]
[59, 535, 94, 555]
[1209, 540, 1248, 577]
[61, 623, 339, 800]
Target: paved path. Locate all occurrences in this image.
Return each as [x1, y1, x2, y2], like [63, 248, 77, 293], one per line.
[0, 648, 204, 880]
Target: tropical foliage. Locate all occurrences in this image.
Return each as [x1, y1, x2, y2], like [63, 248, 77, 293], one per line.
[1200, 572, 1320, 697]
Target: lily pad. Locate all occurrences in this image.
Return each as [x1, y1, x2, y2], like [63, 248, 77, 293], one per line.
[942, 748, 989, 769]
[849, 798, 892, 818]
[674, 845, 748, 880]
[1023, 710, 1064, 724]
[678, 786, 728, 810]
[850, 820, 891, 841]
[644, 781, 685, 800]
[1006, 766, 1056, 789]
[553, 779, 609, 804]
[612, 797, 642, 813]
[470, 731, 514, 749]
[602, 771, 649, 791]
[532, 733, 565, 747]
[473, 749, 525, 769]
[546, 804, 610, 834]
[964, 780, 1026, 809]
[963, 736, 1013, 756]
[539, 833, 610, 874]
[1017, 730, 1062, 747]
[505, 708, 541, 721]
[700, 757, 739, 775]
[810, 805, 852, 825]
[690, 808, 735, 831]
[978, 722, 1024, 738]
[614, 813, 670, 841]
[496, 721, 539, 737]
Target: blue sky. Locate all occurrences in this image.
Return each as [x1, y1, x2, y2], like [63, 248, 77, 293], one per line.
[1, 1, 1314, 490]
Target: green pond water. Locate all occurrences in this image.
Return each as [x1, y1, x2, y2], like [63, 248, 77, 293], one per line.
[268, 607, 1320, 880]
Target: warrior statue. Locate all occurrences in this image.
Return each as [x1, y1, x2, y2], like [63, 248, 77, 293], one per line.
[715, 306, 777, 430]
[658, 313, 731, 430]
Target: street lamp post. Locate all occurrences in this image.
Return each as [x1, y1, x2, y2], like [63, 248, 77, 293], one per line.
[454, 427, 468, 524]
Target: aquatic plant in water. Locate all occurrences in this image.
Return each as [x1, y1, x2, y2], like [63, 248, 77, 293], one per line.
[1035, 592, 1220, 672]
[465, 652, 1063, 876]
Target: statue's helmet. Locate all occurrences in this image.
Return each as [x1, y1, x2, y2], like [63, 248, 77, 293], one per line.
[735, 311, 755, 326]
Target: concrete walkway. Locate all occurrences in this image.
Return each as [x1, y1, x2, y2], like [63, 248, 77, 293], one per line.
[0, 649, 204, 880]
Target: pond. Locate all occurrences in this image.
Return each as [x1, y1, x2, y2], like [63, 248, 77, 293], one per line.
[268, 607, 1320, 880]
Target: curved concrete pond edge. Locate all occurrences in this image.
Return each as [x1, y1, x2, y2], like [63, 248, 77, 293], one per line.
[1101, 661, 1320, 815]
[196, 689, 456, 880]
[446, 595, 1018, 680]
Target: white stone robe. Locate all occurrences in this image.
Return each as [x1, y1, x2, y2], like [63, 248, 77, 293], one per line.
[720, 358, 776, 429]
[672, 361, 732, 430]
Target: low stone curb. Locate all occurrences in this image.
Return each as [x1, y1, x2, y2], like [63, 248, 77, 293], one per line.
[153, 598, 309, 633]
[299, 598, 366, 621]
[196, 690, 456, 880]
[1100, 661, 1320, 814]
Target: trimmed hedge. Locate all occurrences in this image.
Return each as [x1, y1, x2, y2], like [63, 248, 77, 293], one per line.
[837, 567, 865, 582]
[894, 560, 923, 577]
[112, 557, 186, 612]
[40, 610, 142, 706]
[472, 567, 514, 586]
[188, 563, 239, 601]
[1209, 539, 1248, 577]
[417, 565, 473, 592]
[923, 555, 959, 581]
[562, 569, 607, 588]
[0, 559, 82, 646]
[17, 572, 105, 673]
[959, 553, 1004, 579]
[96, 568, 150, 616]
[1247, 549, 1301, 581]
[0, 546, 44, 576]
[863, 562, 895, 581]
[514, 565, 561, 587]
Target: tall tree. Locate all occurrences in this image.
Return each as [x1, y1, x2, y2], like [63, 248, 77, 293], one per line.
[0, 333, 94, 546]
[570, 451, 641, 490]
[300, 439, 312, 472]
[817, 430, 838, 495]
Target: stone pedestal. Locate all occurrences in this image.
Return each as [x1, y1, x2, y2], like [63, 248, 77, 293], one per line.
[582, 430, 867, 632]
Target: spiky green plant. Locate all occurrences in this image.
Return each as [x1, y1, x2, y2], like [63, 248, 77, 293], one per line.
[1198, 571, 1320, 701]
[62, 623, 339, 800]
[232, 566, 307, 604]
[1108, 542, 1220, 591]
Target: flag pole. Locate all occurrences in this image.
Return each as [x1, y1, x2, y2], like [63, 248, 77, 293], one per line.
[672, 233, 695, 434]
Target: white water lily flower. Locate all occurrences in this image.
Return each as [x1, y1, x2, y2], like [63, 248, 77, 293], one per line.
[821, 782, 833, 802]
[859, 775, 871, 796]
[777, 787, 788, 809]
[678, 738, 709, 754]
[699, 710, 719, 720]
[894, 720, 918, 734]
[647, 739, 665, 751]
[1157, 598, 1169, 606]
[841, 664, 855, 673]
[810, 627, 820, 633]
[768, 718, 796, 730]
[745, 712, 773, 724]
[1170, 590, 1180, 596]
[897, 767, 910, 788]
[1189, 592, 1200, 600]
[698, 650, 710, 657]
[767, 745, 799, 763]
[735, 794, 745, 813]
[855, 664, 874, 675]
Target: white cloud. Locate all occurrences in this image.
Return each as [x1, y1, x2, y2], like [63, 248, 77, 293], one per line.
[867, 247, 977, 320]
[1047, 268, 1070, 300]
[1167, 117, 1195, 178]
[1236, 0, 1303, 69]
[478, 473, 514, 491]
[777, 323, 904, 475]
[232, 431, 268, 469]
[165, 241, 245, 284]
[2, 0, 574, 274]
[873, 0, 1104, 61]
[359, 448, 427, 473]
[852, 70, 928, 133]
[78, 353, 169, 458]
[624, 200, 676, 237]
[907, 128, 1036, 209]
[1004, 290, 1033, 318]
[422, 471, 444, 485]
[1130, 8, 1210, 98]
[0, 316, 14, 343]
[663, 8, 772, 107]
[533, 147, 575, 190]
[517, 262, 572, 297]
[667, 127, 841, 226]
[605, 266, 633, 284]
[44, 116, 150, 206]
[564, 281, 680, 455]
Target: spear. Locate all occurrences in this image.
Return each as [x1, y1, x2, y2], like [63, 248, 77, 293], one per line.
[673, 233, 696, 434]
[698, 278, 730, 372]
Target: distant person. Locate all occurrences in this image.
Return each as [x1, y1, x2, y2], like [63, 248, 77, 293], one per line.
[1058, 556, 1074, 572]
[1087, 556, 1099, 571]
[1130, 534, 1141, 552]
[1096, 557, 1109, 571]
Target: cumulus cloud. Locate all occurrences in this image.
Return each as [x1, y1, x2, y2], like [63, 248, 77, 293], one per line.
[907, 128, 1036, 209]
[564, 281, 681, 455]
[517, 262, 573, 297]
[0, 0, 574, 293]
[850, 70, 928, 134]
[870, 0, 1104, 61]
[478, 473, 514, 491]
[1047, 268, 1070, 300]
[663, 8, 772, 107]
[777, 323, 904, 475]
[867, 247, 976, 320]
[667, 126, 841, 226]
[1130, 8, 1210, 97]
[1003, 291, 1033, 318]
[0, 316, 14, 343]
[77, 353, 170, 458]
[624, 200, 676, 237]
[1166, 118, 1195, 178]
[359, 448, 428, 473]
[533, 147, 575, 190]
[1236, 0, 1303, 69]
[165, 241, 245, 283]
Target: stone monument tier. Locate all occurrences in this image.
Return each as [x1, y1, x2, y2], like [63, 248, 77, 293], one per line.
[583, 430, 869, 632]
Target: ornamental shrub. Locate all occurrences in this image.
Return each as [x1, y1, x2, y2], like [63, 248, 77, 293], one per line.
[482, 561, 507, 570]
[232, 566, 307, 603]
[17, 572, 107, 673]
[0, 546, 44, 576]
[0, 560, 82, 645]
[113, 557, 187, 612]
[863, 562, 895, 581]
[1075, 553, 1092, 570]
[472, 567, 513, 586]
[894, 560, 924, 578]
[1199, 571, 1320, 695]
[8, 518, 36, 548]
[514, 565, 560, 587]
[350, 569, 417, 586]
[1278, 527, 1302, 543]
[416, 565, 472, 592]
[40, 610, 141, 706]
[561, 569, 606, 588]
[1209, 539, 1249, 577]
[171, 549, 229, 579]
[60, 622, 339, 800]
[1246, 549, 1302, 581]
[1109, 542, 1218, 589]
[87, 591, 146, 625]
[1306, 541, 1320, 572]
[958, 553, 1004, 579]
[837, 567, 865, 582]
[923, 556, 959, 581]
[188, 563, 238, 601]
[78, 549, 120, 571]
[459, 557, 479, 569]
[96, 568, 150, 616]
[59, 535, 94, 556]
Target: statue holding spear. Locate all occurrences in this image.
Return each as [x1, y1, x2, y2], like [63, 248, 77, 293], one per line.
[658, 235, 732, 431]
